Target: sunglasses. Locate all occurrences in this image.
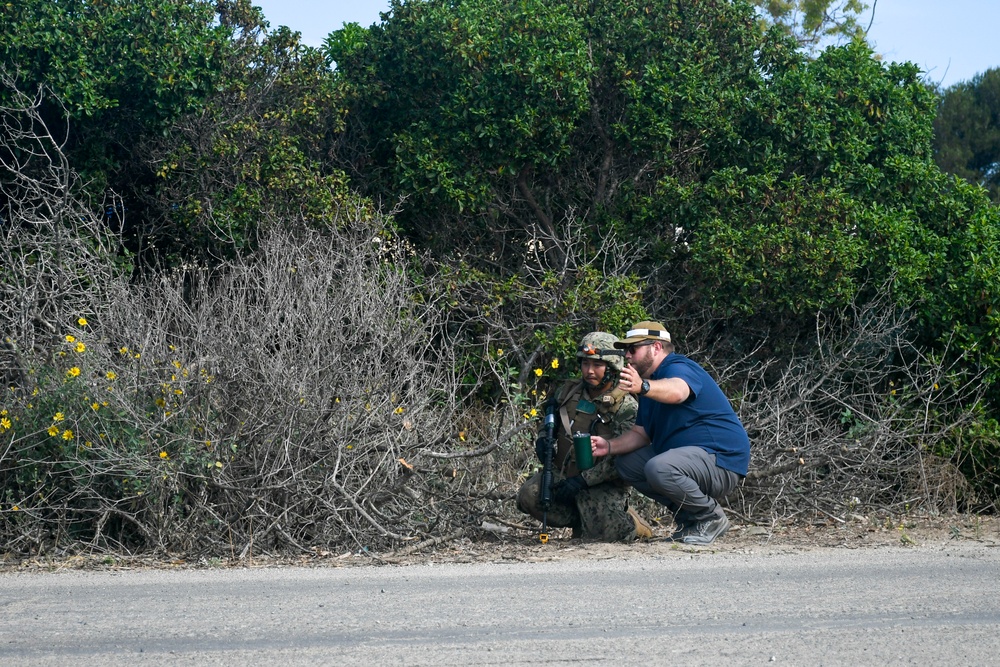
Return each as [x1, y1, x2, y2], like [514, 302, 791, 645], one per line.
[623, 341, 656, 355]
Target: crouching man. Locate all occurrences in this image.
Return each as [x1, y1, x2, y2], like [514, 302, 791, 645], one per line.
[591, 321, 750, 545]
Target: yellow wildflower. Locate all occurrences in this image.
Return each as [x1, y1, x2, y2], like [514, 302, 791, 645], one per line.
[62, 430, 73, 440]
[496, 348, 504, 356]
[551, 358, 559, 369]
[91, 403, 100, 411]
[394, 406, 405, 415]
[47, 425, 60, 437]
[65, 334, 76, 343]
[11, 506, 18, 511]
[67, 366, 81, 378]
[172, 360, 182, 369]
[54, 412, 65, 421]
[119, 346, 129, 355]
[529, 408, 538, 417]
[106, 371, 117, 380]
[0, 417, 11, 431]
[534, 368, 543, 377]
[75, 342, 86, 353]
[159, 451, 169, 459]
[78, 317, 88, 326]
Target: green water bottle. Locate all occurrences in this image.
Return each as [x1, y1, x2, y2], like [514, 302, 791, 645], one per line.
[573, 432, 594, 470]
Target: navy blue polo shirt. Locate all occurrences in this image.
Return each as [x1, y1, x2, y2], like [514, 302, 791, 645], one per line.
[636, 353, 750, 476]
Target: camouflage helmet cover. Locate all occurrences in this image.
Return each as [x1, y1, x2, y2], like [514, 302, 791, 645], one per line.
[576, 331, 626, 372]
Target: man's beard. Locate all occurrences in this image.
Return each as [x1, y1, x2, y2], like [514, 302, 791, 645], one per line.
[629, 354, 653, 378]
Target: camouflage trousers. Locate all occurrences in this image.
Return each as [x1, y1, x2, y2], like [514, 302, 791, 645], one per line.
[516, 472, 636, 542]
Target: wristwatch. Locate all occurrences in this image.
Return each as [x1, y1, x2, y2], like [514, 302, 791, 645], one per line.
[638, 379, 650, 396]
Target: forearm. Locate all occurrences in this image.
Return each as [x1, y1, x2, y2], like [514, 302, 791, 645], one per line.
[620, 365, 690, 404]
[608, 426, 649, 456]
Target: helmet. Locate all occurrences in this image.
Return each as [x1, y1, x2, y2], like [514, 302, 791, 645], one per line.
[576, 332, 626, 372]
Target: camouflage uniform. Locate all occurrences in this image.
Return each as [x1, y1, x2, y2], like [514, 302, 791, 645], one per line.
[517, 334, 640, 541]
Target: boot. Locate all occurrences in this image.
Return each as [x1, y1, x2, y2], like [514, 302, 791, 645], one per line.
[628, 507, 654, 540]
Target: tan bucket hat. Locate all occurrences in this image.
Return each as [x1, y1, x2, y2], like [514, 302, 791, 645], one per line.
[613, 321, 671, 348]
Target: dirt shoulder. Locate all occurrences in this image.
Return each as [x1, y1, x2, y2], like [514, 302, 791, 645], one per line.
[3, 514, 997, 573]
[372, 513, 1000, 566]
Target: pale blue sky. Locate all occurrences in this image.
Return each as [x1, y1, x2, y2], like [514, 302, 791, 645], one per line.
[252, 0, 1000, 89]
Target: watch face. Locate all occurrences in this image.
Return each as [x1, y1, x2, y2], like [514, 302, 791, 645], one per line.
[640, 380, 650, 395]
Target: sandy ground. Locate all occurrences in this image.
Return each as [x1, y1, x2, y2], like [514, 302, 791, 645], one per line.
[3, 513, 997, 572]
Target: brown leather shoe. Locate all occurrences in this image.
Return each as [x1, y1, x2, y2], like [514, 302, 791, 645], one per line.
[628, 507, 654, 540]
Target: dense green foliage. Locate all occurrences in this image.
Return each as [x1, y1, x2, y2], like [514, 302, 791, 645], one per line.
[933, 68, 1000, 204]
[333, 0, 1000, 387]
[1, 0, 357, 266]
[0, 0, 222, 120]
[147, 7, 358, 264]
[0, 0, 226, 211]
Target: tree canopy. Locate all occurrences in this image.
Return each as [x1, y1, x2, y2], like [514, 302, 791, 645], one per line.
[0, 0, 226, 194]
[332, 0, 1000, 386]
[1, 0, 356, 267]
[751, 0, 871, 51]
[934, 68, 1000, 204]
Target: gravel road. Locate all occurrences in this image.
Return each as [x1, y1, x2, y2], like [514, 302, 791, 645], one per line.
[3, 537, 999, 666]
